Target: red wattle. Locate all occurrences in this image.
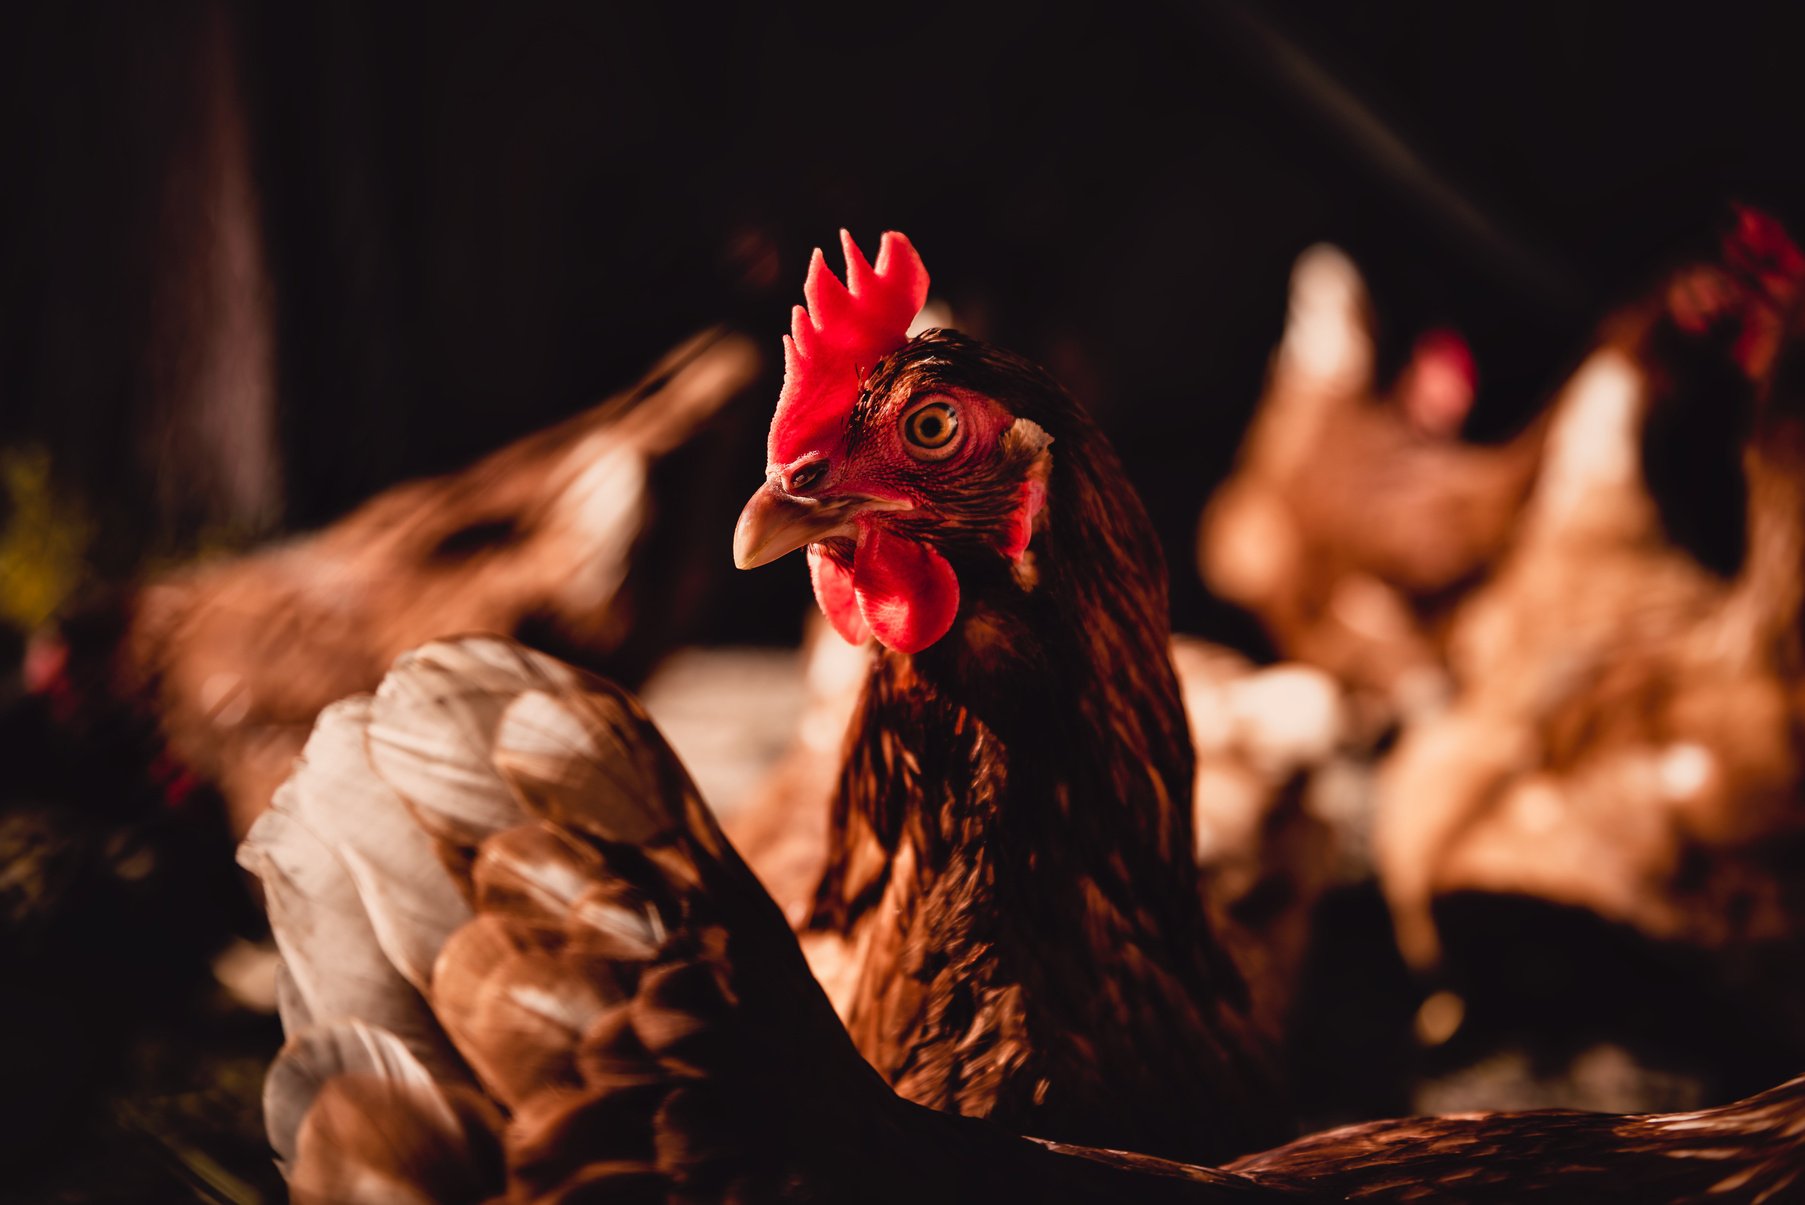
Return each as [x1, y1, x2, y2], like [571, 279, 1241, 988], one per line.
[808, 544, 870, 645]
[851, 524, 960, 654]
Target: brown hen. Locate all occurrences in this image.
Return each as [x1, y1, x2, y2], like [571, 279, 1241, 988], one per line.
[1364, 216, 1805, 1060]
[1201, 245, 1546, 727]
[1376, 212, 1805, 1003]
[32, 330, 761, 837]
[732, 298, 1286, 1158]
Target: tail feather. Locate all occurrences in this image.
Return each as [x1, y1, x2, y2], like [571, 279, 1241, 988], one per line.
[267, 694, 471, 992]
[240, 807, 461, 1079]
[491, 686, 695, 848]
[363, 638, 580, 852]
[264, 1021, 461, 1168]
[244, 634, 892, 1200]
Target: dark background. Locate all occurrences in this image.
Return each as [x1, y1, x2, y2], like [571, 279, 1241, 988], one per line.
[4, 0, 1803, 638]
[4, 5, 1805, 1197]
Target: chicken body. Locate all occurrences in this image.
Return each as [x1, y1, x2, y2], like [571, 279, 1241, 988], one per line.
[722, 623, 1347, 1052]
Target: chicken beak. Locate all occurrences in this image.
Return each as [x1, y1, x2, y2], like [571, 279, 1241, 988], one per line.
[733, 480, 859, 570]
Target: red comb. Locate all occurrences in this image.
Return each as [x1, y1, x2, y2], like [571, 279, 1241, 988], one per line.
[1414, 328, 1477, 390]
[768, 230, 930, 465]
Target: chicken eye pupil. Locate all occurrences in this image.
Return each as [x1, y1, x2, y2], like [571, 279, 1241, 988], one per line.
[906, 403, 958, 453]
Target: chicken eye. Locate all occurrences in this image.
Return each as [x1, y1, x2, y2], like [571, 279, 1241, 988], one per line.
[902, 399, 962, 460]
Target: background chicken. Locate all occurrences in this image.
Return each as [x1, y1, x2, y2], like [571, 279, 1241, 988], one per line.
[1175, 638, 1350, 1032]
[1375, 211, 1805, 1092]
[0, 329, 763, 1196]
[1200, 244, 1547, 731]
[700, 613, 867, 930]
[25, 329, 763, 838]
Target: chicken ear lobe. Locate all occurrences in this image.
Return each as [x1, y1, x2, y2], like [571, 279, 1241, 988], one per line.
[851, 524, 960, 654]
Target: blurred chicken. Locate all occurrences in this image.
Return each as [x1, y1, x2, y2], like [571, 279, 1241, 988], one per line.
[1201, 246, 1546, 727]
[27, 330, 762, 837]
[246, 635, 1805, 1204]
[1376, 211, 1805, 1029]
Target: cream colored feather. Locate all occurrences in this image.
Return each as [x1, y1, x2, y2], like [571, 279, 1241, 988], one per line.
[241, 634, 854, 1200]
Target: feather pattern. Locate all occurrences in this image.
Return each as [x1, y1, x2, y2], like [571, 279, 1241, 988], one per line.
[242, 635, 891, 1198]
[266, 1021, 504, 1205]
[264, 1020, 462, 1168]
[239, 700, 466, 1077]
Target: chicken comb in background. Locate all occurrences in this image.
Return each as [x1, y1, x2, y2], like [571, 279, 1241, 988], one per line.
[1665, 205, 1805, 381]
[1396, 329, 1478, 438]
[769, 229, 930, 466]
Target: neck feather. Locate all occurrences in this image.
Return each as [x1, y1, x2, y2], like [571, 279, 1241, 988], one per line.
[814, 410, 1197, 923]
[805, 417, 1277, 1161]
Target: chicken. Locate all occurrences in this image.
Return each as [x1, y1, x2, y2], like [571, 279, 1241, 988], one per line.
[25, 330, 762, 837]
[1200, 246, 1546, 727]
[245, 634, 1805, 1203]
[729, 231, 1285, 1161]
[1375, 211, 1805, 1017]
